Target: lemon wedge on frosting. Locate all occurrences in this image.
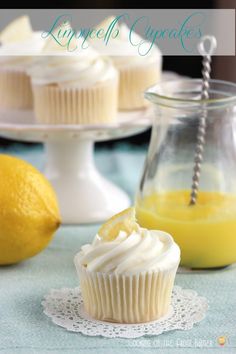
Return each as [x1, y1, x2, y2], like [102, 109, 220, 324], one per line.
[0, 16, 32, 44]
[98, 207, 138, 241]
[41, 21, 79, 54]
[95, 16, 116, 30]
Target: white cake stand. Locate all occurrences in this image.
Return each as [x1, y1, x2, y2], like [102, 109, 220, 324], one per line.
[0, 108, 152, 224]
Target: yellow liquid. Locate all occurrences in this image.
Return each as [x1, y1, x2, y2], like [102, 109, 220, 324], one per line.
[136, 190, 236, 268]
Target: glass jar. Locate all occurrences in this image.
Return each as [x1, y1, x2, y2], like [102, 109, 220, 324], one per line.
[136, 79, 236, 268]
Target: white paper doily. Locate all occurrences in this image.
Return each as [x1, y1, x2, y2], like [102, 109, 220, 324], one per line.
[42, 286, 208, 338]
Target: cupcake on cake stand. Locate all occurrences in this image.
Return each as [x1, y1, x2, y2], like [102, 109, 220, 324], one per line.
[0, 16, 159, 224]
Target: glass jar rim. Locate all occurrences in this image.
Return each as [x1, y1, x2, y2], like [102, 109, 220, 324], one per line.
[145, 79, 236, 109]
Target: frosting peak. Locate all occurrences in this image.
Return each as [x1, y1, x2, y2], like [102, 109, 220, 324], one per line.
[0, 32, 45, 70]
[91, 18, 162, 68]
[28, 37, 118, 88]
[76, 227, 180, 274]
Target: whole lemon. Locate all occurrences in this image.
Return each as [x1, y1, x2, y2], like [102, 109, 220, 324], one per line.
[0, 154, 61, 265]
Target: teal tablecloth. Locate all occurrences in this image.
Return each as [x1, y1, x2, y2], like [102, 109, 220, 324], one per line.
[0, 143, 236, 354]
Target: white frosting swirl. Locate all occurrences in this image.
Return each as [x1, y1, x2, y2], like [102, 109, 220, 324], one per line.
[28, 44, 118, 88]
[92, 22, 162, 69]
[0, 32, 45, 71]
[75, 227, 180, 274]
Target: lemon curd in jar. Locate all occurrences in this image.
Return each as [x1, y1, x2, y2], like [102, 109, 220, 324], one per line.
[136, 190, 236, 268]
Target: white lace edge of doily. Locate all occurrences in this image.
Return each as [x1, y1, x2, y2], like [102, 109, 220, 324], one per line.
[42, 285, 209, 338]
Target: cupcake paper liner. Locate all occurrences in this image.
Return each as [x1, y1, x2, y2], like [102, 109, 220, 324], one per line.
[118, 62, 161, 110]
[75, 261, 178, 324]
[0, 69, 33, 109]
[32, 79, 118, 125]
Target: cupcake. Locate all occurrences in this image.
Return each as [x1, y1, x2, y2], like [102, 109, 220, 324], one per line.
[28, 26, 119, 125]
[0, 16, 44, 110]
[92, 17, 162, 110]
[74, 207, 180, 323]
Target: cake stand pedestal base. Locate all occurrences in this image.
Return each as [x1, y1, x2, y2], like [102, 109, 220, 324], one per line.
[44, 140, 130, 224]
[0, 107, 153, 224]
